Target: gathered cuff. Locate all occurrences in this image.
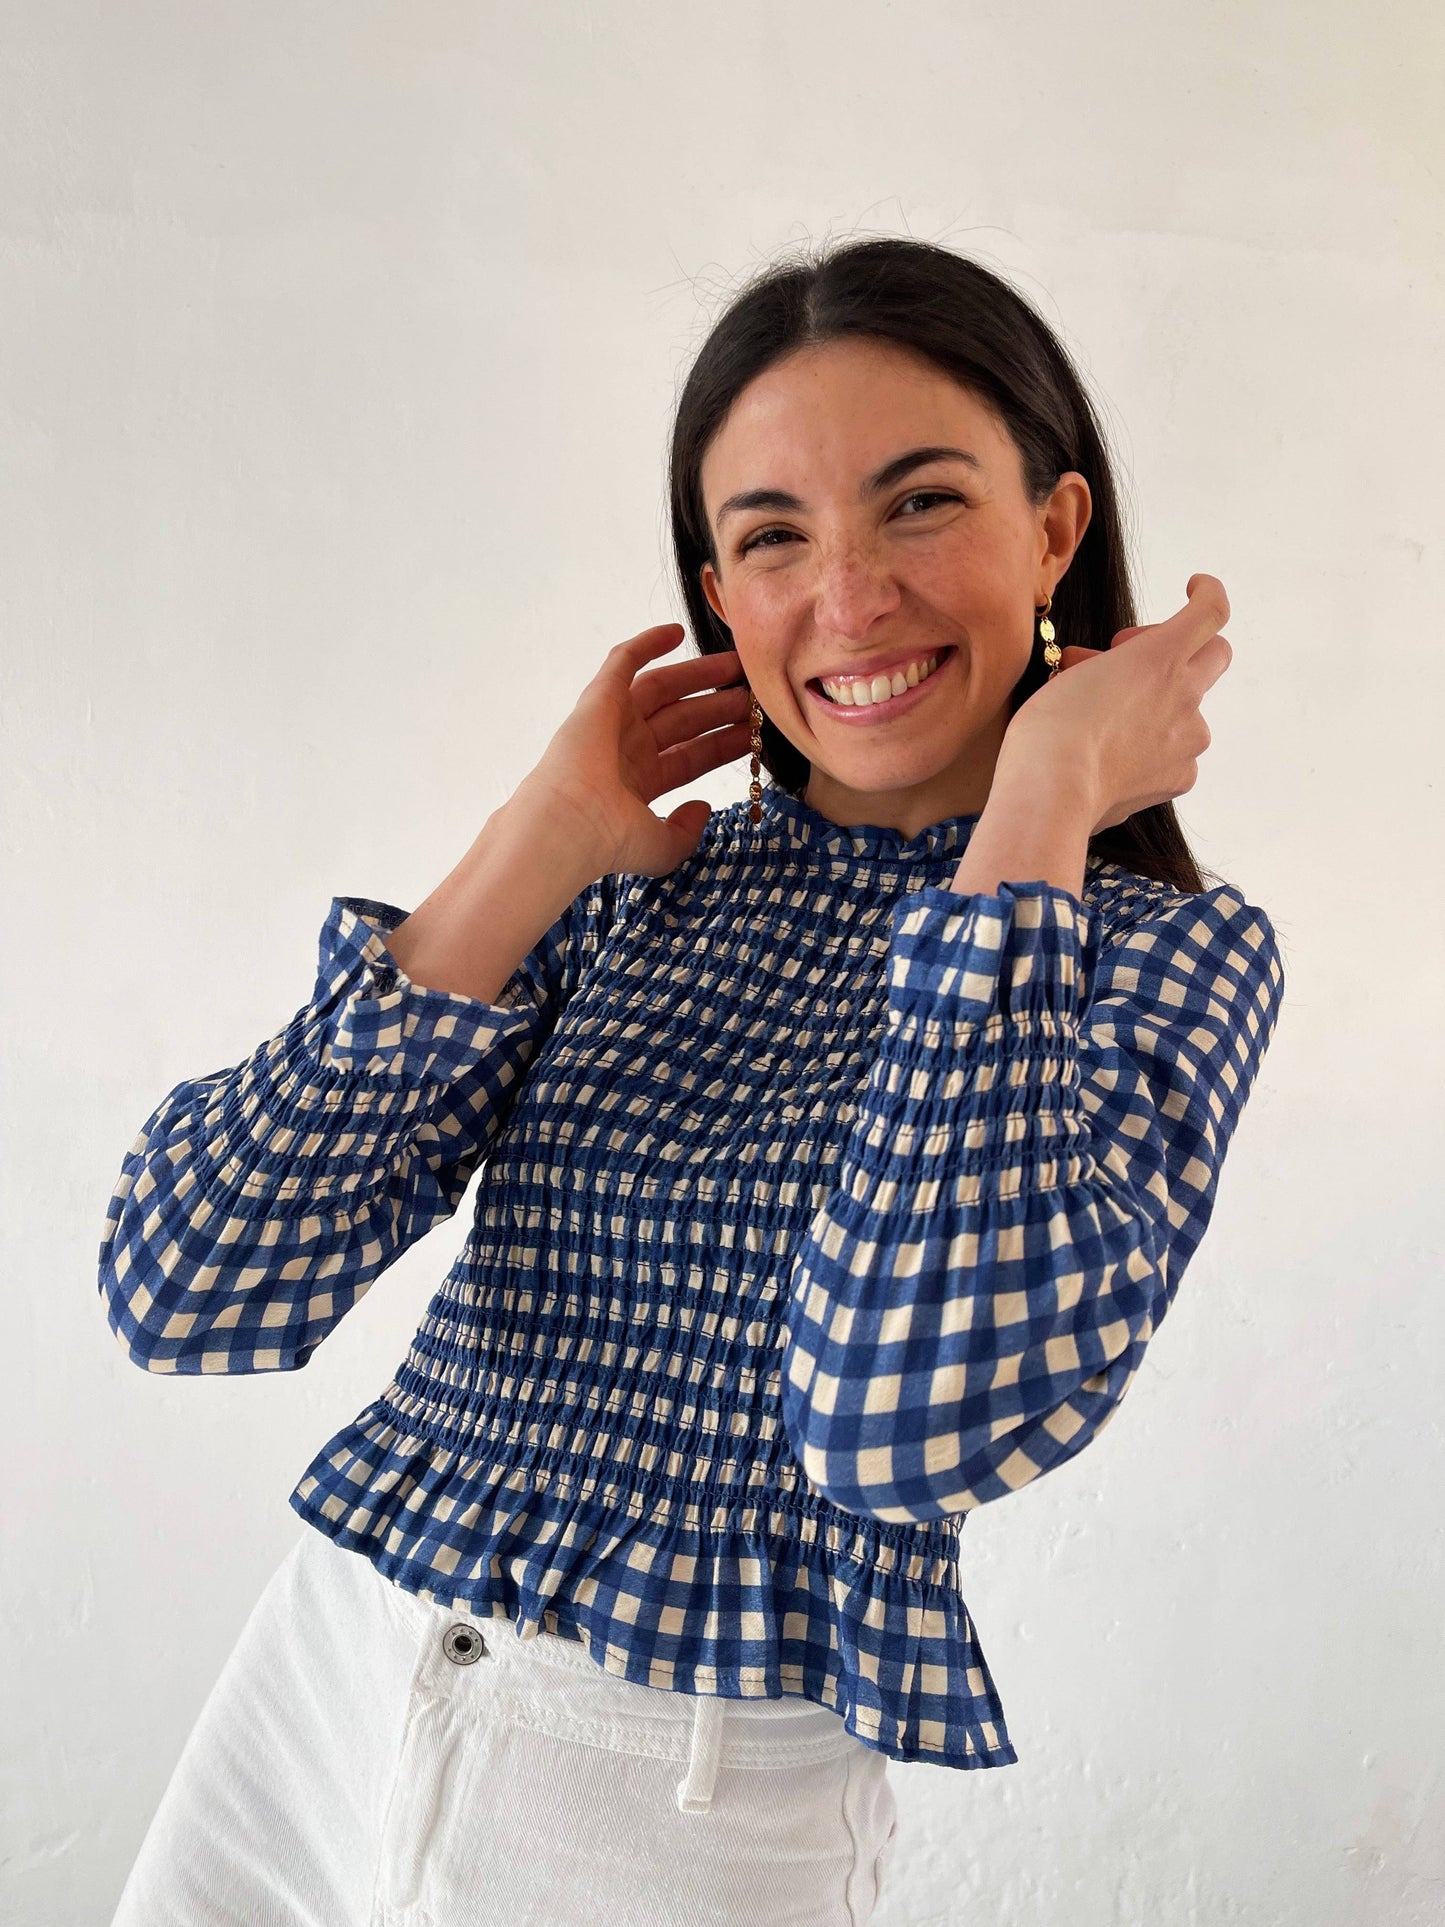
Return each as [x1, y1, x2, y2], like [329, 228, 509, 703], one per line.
[838, 880, 1104, 1194]
[303, 895, 540, 1081]
[208, 896, 543, 1185]
[886, 879, 1099, 1031]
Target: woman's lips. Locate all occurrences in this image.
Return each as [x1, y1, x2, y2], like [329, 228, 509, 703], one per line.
[805, 646, 956, 724]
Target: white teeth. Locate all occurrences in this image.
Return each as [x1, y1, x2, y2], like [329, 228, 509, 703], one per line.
[820, 653, 940, 707]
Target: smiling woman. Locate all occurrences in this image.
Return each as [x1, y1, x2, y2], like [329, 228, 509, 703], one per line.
[101, 233, 1281, 1927]
[668, 236, 1211, 892]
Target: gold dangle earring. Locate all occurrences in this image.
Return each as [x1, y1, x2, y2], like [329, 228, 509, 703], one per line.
[1038, 594, 1061, 679]
[748, 692, 764, 824]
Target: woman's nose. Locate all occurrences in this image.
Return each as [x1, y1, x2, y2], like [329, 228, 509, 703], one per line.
[809, 546, 902, 636]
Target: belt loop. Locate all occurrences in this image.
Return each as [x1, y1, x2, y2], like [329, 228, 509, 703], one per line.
[676, 1695, 726, 1813]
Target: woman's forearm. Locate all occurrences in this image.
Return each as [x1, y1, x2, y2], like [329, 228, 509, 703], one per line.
[385, 791, 602, 1005]
[947, 737, 1098, 901]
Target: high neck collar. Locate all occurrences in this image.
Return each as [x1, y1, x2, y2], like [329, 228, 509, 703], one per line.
[758, 783, 984, 862]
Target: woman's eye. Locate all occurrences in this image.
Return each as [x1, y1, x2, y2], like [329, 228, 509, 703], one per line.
[738, 491, 960, 557]
[737, 526, 790, 556]
[896, 489, 960, 519]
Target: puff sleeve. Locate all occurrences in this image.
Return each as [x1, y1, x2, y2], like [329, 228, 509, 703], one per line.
[780, 870, 1285, 1523]
[98, 885, 611, 1374]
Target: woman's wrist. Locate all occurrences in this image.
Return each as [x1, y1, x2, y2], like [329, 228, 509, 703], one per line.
[384, 798, 601, 1005]
[947, 731, 1100, 901]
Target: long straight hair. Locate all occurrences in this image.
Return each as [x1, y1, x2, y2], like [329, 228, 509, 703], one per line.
[667, 237, 1213, 893]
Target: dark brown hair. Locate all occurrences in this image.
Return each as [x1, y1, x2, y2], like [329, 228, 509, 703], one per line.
[667, 236, 1213, 893]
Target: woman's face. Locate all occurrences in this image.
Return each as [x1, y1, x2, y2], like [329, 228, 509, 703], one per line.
[699, 336, 1091, 836]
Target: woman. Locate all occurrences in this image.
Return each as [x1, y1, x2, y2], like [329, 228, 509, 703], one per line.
[100, 236, 1284, 1925]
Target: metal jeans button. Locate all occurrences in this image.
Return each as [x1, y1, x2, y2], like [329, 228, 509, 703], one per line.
[441, 1622, 489, 1665]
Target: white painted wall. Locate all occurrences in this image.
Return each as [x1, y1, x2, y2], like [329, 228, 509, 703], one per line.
[4, 5, 1440, 1921]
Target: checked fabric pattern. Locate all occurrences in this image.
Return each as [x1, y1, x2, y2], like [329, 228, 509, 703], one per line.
[99, 784, 1284, 1770]
[781, 873, 1284, 1521]
[97, 888, 595, 1376]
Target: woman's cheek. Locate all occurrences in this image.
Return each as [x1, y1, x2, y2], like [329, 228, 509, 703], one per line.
[747, 573, 801, 627]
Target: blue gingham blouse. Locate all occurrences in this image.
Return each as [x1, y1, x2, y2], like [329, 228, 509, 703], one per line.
[98, 782, 1285, 1770]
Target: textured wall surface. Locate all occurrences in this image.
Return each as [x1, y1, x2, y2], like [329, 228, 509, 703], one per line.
[3, 4, 1440, 1922]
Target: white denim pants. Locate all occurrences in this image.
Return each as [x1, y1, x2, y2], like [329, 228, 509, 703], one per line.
[110, 1522, 901, 1926]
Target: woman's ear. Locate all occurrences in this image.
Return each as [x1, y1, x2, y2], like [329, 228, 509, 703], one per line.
[700, 562, 727, 628]
[1042, 472, 1092, 583]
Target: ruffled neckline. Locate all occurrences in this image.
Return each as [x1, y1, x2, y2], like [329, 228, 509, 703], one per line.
[757, 781, 984, 862]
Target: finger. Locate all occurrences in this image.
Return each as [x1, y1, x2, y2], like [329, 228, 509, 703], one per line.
[1178, 574, 1230, 645]
[1144, 576, 1231, 661]
[1188, 630, 1234, 692]
[603, 623, 687, 675]
[633, 646, 747, 720]
[1185, 573, 1230, 625]
[598, 625, 714, 700]
[649, 721, 755, 793]
[617, 622, 685, 649]
[646, 681, 753, 754]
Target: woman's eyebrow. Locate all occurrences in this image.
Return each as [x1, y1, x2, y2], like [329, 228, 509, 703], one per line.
[715, 445, 983, 527]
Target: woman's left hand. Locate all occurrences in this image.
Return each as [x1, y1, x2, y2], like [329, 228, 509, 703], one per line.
[1005, 574, 1234, 833]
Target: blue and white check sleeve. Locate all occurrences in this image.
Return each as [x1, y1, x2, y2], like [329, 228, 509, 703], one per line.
[780, 874, 1285, 1524]
[99, 890, 587, 1375]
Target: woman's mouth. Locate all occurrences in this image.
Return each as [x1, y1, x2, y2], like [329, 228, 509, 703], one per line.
[805, 646, 957, 724]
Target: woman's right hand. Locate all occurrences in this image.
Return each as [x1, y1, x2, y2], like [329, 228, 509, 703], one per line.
[513, 623, 755, 880]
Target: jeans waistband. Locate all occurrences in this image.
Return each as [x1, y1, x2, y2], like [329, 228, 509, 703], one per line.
[486, 1628, 851, 1814]
[373, 1568, 856, 1813]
